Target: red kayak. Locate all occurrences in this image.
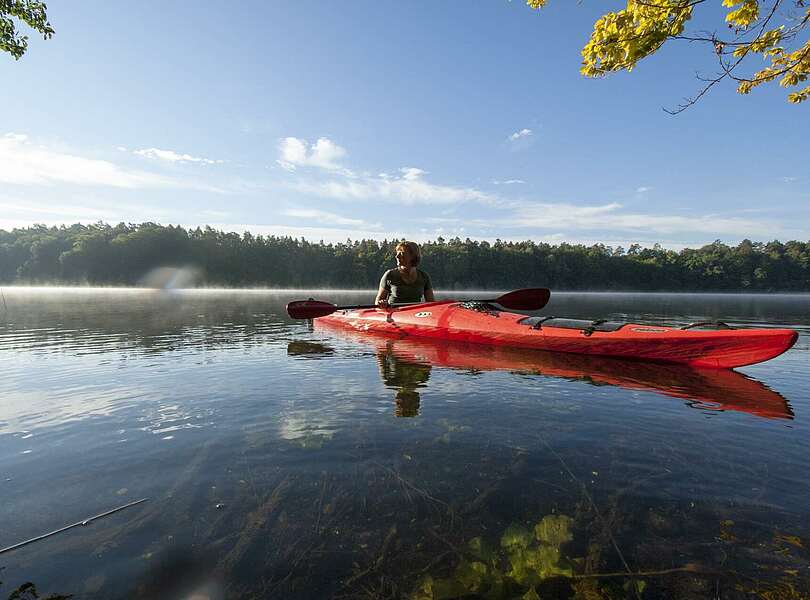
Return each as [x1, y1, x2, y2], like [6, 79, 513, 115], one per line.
[311, 300, 797, 369]
[313, 322, 793, 420]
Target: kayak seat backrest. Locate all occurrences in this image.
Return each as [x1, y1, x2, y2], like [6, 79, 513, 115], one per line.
[519, 317, 628, 333]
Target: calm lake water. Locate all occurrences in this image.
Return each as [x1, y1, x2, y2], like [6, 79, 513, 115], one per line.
[1, 288, 809, 599]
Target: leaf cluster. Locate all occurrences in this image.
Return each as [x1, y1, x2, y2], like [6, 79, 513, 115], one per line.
[0, 0, 53, 60]
[526, 0, 810, 109]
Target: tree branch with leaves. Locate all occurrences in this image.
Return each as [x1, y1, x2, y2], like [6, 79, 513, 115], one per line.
[1, 0, 53, 60]
[526, 0, 810, 110]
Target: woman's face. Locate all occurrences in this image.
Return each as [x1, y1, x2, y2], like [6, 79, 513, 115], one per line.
[396, 247, 413, 269]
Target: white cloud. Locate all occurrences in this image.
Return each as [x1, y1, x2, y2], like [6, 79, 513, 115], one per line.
[0, 190, 172, 231]
[0, 133, 224, 191]
[781, 176, 798, 183]
[291, 168, 494, 205]
[508, 128, 533, 141]
[282, 208, 378, 228]
[636, 186, 653, 193]
[276, 137, 348, 172]
[0, 199, 109, 220]
[277, 136, 492, 204]
[134, 147, 224, 164]
[492, 179, 526, 185]
[400, 167, 427, 181]
[506, 202, 771, 236]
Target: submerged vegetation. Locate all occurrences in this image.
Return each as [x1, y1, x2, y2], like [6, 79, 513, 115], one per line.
[0, 577, 71, 600]
[2, 222, 810, 291]
[413, 515, 577, 599]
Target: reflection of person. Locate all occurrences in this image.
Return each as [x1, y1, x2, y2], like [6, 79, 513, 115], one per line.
[377, 344, 431, 417]
[375, 241, 435, 307]
[394, 390, 421, 418]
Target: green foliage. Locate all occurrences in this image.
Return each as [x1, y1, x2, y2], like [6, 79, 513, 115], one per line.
[1, 223, 809, 291]
[413, 514, 575, 599]
[0, 0, 54, 60]
[534, 514, 574, 547]
[0, 580, 72, 600]
[526, 0, 810, 108]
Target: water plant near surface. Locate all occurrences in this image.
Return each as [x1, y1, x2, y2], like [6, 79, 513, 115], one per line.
[413, 515, 580, 599]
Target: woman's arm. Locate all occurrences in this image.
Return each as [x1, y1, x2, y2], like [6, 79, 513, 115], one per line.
[423, 271, 435, 302]
[375, 286, 390, 307]
[376, 270, 391, 306]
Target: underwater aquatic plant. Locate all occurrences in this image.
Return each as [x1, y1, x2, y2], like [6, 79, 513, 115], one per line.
[412, 514, 576, 599]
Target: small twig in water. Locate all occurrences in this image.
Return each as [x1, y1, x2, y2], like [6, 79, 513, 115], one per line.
[572, 563, 710, 579]
[343, 524, 398, 587]
[373, 461, 448, 511]
[539, 434, 639, 598]
[0, 497, 150, 555]
[427, 527, 464, 559]
[315, 472, 327, 534]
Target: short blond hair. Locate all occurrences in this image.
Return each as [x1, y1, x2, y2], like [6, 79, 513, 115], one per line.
[395, 241, 421, 266]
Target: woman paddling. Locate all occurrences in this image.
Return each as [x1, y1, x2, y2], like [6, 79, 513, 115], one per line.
[375, 241, 435, 307]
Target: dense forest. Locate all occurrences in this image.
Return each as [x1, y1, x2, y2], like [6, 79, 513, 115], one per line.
[1, 222, 809, 291]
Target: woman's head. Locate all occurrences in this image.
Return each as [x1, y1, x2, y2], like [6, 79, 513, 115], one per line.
[395, 241, 421, 267]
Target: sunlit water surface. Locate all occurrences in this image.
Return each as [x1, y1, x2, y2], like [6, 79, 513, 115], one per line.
[1, 289, 809, 599]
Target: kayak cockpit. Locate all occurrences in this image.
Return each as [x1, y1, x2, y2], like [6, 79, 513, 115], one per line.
[519, 316, 628, 334]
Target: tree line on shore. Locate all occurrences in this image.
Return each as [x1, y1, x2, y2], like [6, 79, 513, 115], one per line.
[1, 222, 809, 291]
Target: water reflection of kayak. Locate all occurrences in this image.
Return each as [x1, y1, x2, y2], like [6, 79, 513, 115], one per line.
[314, 320, 794, 421]
[315, 301, 798, 369]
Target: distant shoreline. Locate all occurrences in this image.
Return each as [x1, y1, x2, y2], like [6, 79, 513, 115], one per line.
[3, 223, 809, 292]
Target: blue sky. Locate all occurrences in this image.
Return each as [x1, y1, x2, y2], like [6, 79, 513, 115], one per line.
[1, 1, 807, 249]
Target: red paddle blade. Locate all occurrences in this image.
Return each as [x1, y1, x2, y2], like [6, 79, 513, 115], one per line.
[286, 300, 338, 319]
[495, 288, 550, 310]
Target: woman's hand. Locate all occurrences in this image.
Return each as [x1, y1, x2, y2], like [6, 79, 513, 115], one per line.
[376, 298, 390, 308]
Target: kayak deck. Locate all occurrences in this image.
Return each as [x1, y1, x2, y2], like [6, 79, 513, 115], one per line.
[318, 300, 798, 369]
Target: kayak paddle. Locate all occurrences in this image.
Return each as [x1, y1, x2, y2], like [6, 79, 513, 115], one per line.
[286, 287, 551, 320]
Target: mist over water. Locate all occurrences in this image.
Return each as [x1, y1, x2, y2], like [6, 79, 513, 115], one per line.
[0, 289, 808, 599]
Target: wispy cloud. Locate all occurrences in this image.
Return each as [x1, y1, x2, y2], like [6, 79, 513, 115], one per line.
[276, 137, 350, 173]
[636, 186, 652, 193]
[400, 167, 426, 181]
[0, 133, 225, 191]
[508, 128, 533, 141]
[781, 176, 798, 183]
[492, 179, 526, 185]
[290, 168, 494, 205]
[0, 198, 110, 220]
[506, 202, 771, 236]
[134, 147, 225, 164]
[0, 190, 172, 231]
[0, 133, 173, 188]
[277, 136, 494, 205]
[282, 208, 378, 228]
